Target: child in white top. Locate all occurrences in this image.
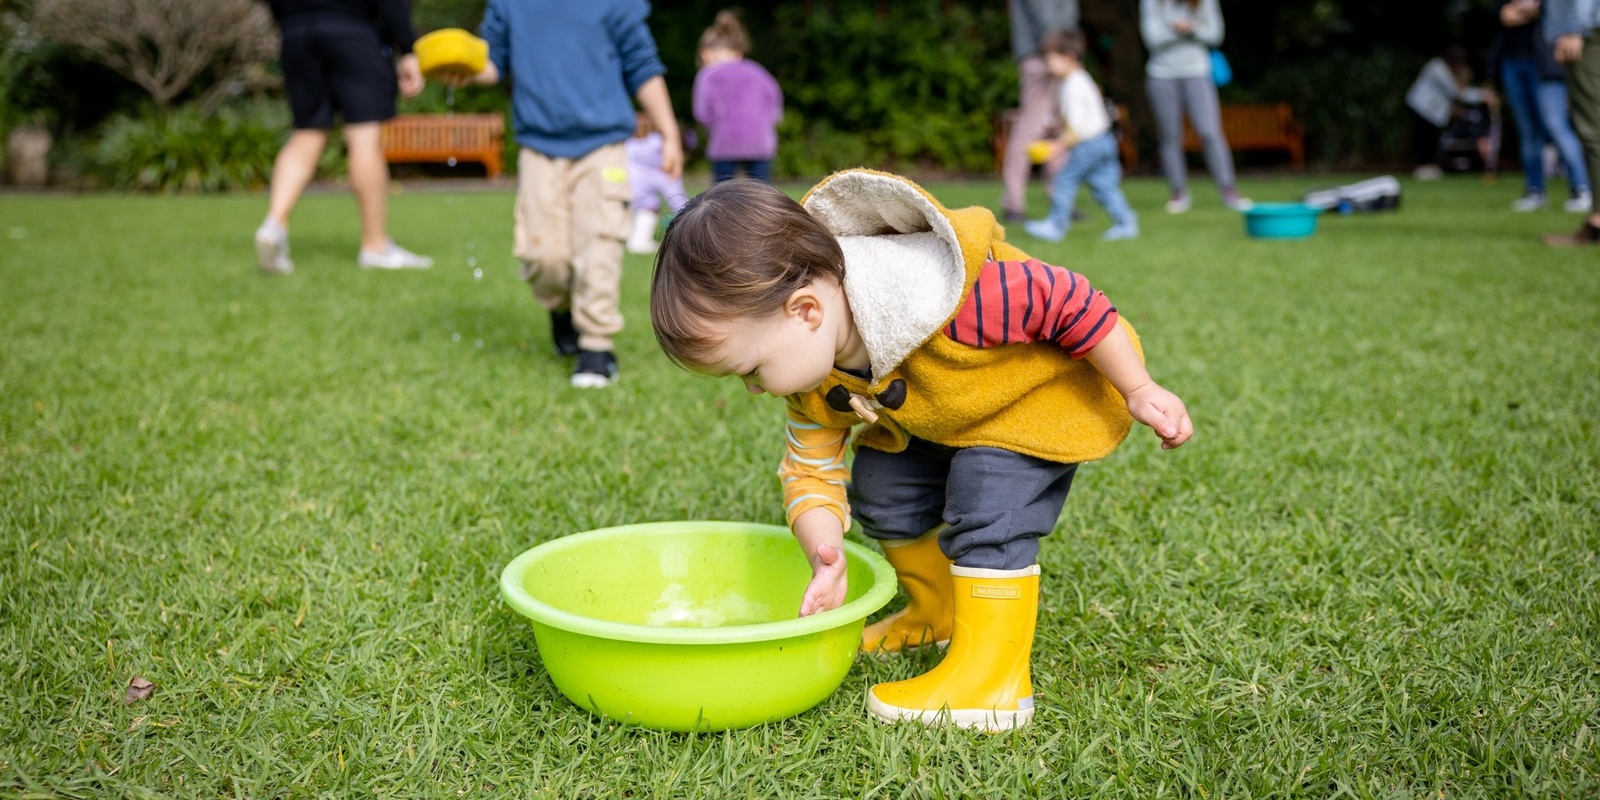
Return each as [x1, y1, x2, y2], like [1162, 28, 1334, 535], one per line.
[1025, 29, 1138, 242]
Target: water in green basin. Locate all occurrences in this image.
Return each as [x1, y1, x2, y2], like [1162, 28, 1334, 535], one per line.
[644, 583, 780, 628]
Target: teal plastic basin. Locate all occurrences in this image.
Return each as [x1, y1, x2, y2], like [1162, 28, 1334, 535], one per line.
[499, 521, 896, 731]
[1243, 202, 1321, 239]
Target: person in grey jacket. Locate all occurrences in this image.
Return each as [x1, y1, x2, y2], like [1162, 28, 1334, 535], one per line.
[1000, 0, 1079, 222]
[1141, 0, 1251, 213]
[1542, 0, 1600, 244]
[1404, 45, 1494, 181]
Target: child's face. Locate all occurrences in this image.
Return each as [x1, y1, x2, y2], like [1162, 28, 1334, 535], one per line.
[1043, 52, 1076, 78]
[691, 285, 841, 397]
[700, 46, 740, 66]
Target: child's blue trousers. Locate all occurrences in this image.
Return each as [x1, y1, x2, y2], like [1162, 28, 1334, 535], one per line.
[847, 438, 1078, 571]
[1044, 131, 1135, 233]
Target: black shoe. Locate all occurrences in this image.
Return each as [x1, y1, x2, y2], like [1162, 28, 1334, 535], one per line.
[550, 311, 579, 357]
[571, 349, 618, 388]
[1002, 210, 1027, 223]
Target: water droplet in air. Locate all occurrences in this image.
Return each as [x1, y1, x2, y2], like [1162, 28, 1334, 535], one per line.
[473, 268, 483, 280]
[467, 256, 477, 267]
[447, 157, 458, 167]
[452, 332, 461, 342]
[475, 339, 484, 349]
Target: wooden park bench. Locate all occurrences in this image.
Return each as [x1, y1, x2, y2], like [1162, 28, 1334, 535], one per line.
[1183, 103, 1305, 170]
[380, 113, 505, 179]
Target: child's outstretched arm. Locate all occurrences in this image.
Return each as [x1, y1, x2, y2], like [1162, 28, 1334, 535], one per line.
[946, 257, 1192, 449]
[1085, 325, 1194, 449]
[778, 403, 853, 616]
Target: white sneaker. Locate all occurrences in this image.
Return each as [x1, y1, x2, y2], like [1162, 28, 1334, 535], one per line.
[1165, 192, 1191, 214]
[1412, 164, 1443, 181]
[358, 241, 433, 270]
[1511, 192, 1548, 212]
[1565, 189, 1592, 213]
[254, 222, 293, 275]
[626, 210, 660, 254]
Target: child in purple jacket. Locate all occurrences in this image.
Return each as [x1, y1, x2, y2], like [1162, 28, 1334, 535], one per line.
[625, 112, 689, 254]
[692, 10, 782, 182]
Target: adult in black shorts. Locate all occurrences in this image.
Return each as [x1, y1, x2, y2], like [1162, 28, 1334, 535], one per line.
[255, 0, 433, 273]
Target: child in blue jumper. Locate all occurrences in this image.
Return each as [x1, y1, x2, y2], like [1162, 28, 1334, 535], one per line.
[1024, 29, 1139, 242]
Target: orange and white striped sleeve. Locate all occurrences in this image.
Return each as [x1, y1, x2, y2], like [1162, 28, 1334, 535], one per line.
[777, 400, 852, 530]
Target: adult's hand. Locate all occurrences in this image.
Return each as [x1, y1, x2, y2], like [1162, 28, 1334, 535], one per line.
[397, 53, 424, 98]
[1556, 33, 1584, 64]
[437, 63, 501, 89]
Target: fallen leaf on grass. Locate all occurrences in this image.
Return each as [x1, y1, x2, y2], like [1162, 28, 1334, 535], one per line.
[124, 676, 155, 704]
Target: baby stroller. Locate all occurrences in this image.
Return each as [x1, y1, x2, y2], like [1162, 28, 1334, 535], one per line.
[1437, 100, 1501, 178]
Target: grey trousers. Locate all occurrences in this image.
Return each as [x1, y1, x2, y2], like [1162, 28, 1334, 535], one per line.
[1146, 74, 1238, 194]
[848, 439, 1078, 571]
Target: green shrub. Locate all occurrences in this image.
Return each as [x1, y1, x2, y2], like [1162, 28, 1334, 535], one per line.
[760, 0, 1013, 176]
[92, 102, 287, 193]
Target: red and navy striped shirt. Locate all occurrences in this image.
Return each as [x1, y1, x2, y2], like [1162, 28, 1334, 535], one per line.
[944, 258, 1117, 357]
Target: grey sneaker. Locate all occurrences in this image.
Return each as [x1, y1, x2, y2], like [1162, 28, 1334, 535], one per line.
[1164, 191, 1191, 214]
[1512, 192, 1549, 212]
[254, 222, 293, 275]
[1565, 189, 1592, 213]
[358, 241, 433, 270]
[572, 349, 618, 389]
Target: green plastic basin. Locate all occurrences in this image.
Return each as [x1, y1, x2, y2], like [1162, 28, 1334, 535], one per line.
[499, 521, 896, 731]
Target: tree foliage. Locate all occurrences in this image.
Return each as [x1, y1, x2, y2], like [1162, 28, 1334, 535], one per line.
[30, 0, 278, 109]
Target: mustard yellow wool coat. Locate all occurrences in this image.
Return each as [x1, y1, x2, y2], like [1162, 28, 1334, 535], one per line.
[789, 169, 1139, 464]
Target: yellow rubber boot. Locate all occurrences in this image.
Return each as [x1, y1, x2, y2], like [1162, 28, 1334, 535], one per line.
[867, 565, 1039, 731]
[860, 528, 953, 654]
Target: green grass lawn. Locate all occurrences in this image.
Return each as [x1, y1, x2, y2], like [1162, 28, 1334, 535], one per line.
[3, 173, 1598, 798]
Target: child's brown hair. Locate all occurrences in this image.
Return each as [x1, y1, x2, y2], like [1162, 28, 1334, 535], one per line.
[650, 179, 844, 368]
[698, 9, 750, 56]
[1039, 29, 1085, 62]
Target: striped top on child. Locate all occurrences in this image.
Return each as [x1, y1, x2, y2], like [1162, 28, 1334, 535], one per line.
[945, 258, 1117, 356]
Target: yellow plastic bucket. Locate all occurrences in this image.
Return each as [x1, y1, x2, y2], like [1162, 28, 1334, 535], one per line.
[414, 28, 488, 80]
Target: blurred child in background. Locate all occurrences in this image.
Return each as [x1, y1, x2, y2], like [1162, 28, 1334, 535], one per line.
[625, 112, 690, 254]
[459, 0, 681, 388]
[693, 10, 783, 183]
[1024, 29, 1139, 242]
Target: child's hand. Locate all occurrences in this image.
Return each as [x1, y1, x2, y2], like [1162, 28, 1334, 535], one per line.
[799, 543, 848, 616]
[1124, 382, 1193, 450]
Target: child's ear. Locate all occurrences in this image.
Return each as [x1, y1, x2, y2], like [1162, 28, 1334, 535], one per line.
[786, 286, 825, 331]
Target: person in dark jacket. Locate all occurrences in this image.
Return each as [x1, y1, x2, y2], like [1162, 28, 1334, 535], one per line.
[1499, 0, 1592, 212]
[254, 0, 433, 274]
